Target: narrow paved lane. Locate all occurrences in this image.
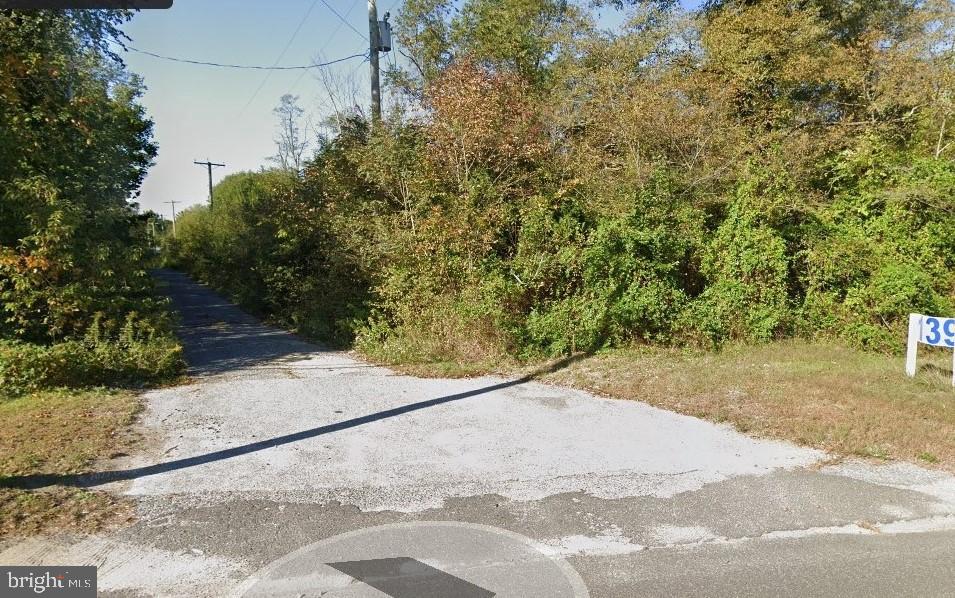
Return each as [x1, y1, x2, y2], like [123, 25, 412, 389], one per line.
[5, 270, 955, 597]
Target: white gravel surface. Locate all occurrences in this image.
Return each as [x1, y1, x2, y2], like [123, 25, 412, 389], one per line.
[127, 350, 824, 512]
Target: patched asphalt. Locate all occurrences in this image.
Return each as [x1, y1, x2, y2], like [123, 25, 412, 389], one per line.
[4, 269, 955, 597]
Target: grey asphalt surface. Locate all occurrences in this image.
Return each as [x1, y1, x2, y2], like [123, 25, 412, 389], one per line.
[4, 269, 955, 597]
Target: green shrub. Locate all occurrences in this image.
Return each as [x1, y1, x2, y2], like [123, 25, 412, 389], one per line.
[525, 175, 701, 355]
[686, 182, 791, 346]
[800, 147, 955, 350]
[0, 314, 184, 398]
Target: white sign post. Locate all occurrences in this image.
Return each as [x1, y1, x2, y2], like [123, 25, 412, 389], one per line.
[906, 313, 955, 386]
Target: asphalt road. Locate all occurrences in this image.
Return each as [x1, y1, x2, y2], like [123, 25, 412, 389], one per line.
[4, 269, 955, 597]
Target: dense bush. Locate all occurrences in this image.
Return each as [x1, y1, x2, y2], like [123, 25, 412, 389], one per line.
[686, 174, 792, 345]
[0, 321, 183, 397]
[799, 145, 955, 350]
[0, 10, 183, 394]
[168, 0, 955, 361]
[523, 174, 702, 354]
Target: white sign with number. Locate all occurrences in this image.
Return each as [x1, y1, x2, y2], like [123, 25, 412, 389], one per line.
[906, 313, 955, 386]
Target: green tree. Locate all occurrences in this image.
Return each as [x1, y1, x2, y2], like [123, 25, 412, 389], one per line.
[0, 9, 158, 342]
[168, 0, 954, 359]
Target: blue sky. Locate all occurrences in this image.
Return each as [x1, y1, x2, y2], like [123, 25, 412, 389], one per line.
[121, 0, 701, 217]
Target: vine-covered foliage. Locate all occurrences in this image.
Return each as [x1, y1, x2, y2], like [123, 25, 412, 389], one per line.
[169, 0, 955, 362]
[0, 10, 183, 395]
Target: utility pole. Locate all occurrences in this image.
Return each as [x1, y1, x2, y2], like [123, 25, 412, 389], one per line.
[164, 201, 178, 237]
[194, 159, 225, 207]
[368, 0, 381, 123]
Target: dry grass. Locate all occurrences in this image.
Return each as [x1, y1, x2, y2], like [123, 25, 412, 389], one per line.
[0, 389, 140, 538]
[374, 356, 514, 379]
[540, 340, 955, 470]
[370, 339, 955, 471]
[0, 488, 133, 538]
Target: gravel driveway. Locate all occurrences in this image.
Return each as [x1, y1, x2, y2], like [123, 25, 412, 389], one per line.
[4, 269, 955, 597]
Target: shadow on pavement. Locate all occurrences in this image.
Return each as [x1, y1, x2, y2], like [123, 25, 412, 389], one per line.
[1, 354, 586, 490]
[152, 269, 326, 376]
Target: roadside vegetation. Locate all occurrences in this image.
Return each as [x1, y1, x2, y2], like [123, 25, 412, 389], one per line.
[0, 10, 183, 536]
[164, 1, 955, 464]
[543, 342, 955, 470]
[166, 0, 955, 358]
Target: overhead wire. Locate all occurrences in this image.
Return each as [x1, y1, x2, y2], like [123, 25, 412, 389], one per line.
[317, 0, 366, 39]
[125, 1, 381, 118]
[125, 46, 366, 70]
[287, 0, 362, 95]
[237, 0, 324, 116]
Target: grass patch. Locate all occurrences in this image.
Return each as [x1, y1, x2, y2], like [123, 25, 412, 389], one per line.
[375, 338, 955, 470]
[536, 340, 955, 470]
[0, 389, 140, 538]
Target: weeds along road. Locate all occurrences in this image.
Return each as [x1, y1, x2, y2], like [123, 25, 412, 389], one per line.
[5, 269, 955, 597]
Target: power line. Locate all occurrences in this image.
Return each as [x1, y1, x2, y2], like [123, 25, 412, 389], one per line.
[238, 0, 323, 116]
[126, 46, 366, 71]
[288, 0, 362, 95]
[318, 0, 365, 39]
[354, 54, 371, 74]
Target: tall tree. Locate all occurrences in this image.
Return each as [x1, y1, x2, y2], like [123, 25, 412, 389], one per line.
[0, 9, 157, 342]
[269, 94, 310, 174]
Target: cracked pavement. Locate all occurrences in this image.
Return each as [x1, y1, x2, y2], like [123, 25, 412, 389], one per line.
[4, 269, 955, 597]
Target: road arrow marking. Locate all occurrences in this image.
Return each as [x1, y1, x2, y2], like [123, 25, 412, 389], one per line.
[327, 557, 495, 598]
